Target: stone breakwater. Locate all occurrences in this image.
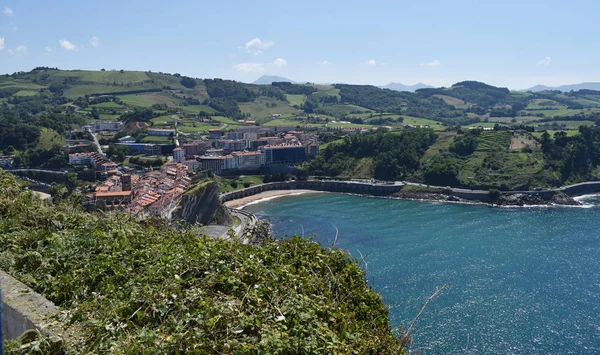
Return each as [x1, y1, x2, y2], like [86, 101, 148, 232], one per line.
[221, 180, 600, 206]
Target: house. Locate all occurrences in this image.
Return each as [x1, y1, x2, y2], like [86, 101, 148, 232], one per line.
[233, 151, 265, 170]
[271, 114, 282, 118]
[182, 159, 201, 171]
[172, 147, 185, 163]
[225, 131, 245, 140]
[222, 155, 239, 171]
[68, 153, 93, 165]
[84, 121, 122, 133]
[262, 144, 307, 165]
[182, 142, 206, 156]
[216, 139, 245, 152]
[198, 156, 224, 173]
[0, 156, 14, 167]
[208, 129, 222, 140]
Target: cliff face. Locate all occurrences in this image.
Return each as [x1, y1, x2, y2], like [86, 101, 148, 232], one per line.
[172, 181, 231, 225]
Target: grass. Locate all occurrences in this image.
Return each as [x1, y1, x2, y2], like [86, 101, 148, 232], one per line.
[150, 115, 178, 126]
[91, 101, 126, 109]
[286, 94, 305, 107]
[38, 128, 64, 149]
[316, 104, 372, 117]
[141, 136, 172, 143]
[180, 105, 218, 115]
[239, 98, 297, 121]
[546, 120, 593, 129]
[401, 116, 447, 131]
[310, 87, 341, 100]
[52, 70, 150, 84]
[423, 131, 457, 159]
[319, 138, 344, 150]
[13, 90, 39, 97]
[466, 122, 508, 128]
[432, 94, 470, 108]
[455, 131, 547, 189]
[218, 175, 264, 193]
[263, 118, 304, 127]
[177, 120, 217, 133]
[63, 84, 158, 98]
[523, 107, 592, 118]
[526, 99, 562, 109]
[490, 116, 540, 124]
[531, 130, 581, 139]
[0, 81, 46, 90]
[119, 94, 159, 108]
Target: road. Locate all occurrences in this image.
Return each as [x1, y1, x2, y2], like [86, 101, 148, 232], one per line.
[91, 133, 104, 155]
[6, 169, 67, 175]
[199, 209, 257, 244]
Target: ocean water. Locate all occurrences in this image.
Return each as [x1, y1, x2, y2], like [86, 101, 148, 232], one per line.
[245, 193, 600, 354]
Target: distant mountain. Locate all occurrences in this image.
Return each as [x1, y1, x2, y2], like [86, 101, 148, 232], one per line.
[253, 75, 296, 85]
[522, 82, 600, 92]
[380, 82, 434, 92]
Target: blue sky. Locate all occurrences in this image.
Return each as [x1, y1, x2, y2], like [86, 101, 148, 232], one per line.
[1, 0, 599, 89]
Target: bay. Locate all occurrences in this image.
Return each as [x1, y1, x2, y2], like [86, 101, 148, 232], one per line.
[245, 193, 600, 354]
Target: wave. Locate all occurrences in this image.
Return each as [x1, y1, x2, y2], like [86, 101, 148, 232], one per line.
[238, 191, 323, 210]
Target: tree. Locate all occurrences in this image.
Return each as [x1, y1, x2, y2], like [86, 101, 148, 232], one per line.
[65, 172, 78, 191]
[180, 76, 197, 89]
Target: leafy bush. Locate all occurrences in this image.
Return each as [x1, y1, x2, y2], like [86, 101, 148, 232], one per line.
[0, 173, 405, 354]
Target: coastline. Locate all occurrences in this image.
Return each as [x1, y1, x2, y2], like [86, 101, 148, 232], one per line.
[224, 189, 323, 209]
[224, 188, 597, 210]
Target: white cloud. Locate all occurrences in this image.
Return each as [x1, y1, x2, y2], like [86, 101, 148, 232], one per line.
[15, 44, 26, 55]
[89, 36, 101, 48]
[233, 62, 266, 73]
[0, 37, 4, 50]
[7, 49, 13, 55]
[59, 39, 77, 51]
[3, 6, 13, 15]
[44, 47, 54, 56]
[421, 59, 441, 67]
[320, 60, 332, 65]
[367, 59, 376, 66]
[245, 37, 274, 55]
[273, 57, 287, 68]
[537, 56, 552, 66]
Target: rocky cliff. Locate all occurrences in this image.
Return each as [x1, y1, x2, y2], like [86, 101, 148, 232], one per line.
[172, 181, 231, 225]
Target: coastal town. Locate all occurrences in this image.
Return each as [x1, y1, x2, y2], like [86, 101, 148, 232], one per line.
[58, 106, 371, 216]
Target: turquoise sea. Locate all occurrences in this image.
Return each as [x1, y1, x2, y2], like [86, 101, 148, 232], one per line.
[245, 193, 600, 354]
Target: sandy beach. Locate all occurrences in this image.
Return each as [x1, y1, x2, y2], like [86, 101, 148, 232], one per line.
[224, 189, 321, 209]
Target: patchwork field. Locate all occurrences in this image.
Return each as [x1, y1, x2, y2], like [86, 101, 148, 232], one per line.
[510, 132, 540, 151]
[52, 70, 151, 84]
[433, 94, 470, 109]
[239, 98, 297, 121]
[286, 94, 306, 107]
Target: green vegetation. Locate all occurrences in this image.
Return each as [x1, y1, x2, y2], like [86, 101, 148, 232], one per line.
[218, 175, 265, 192]
[305, 129, 437, 180]
[0, 173, 404, 353]
[285, 94, 306, 107]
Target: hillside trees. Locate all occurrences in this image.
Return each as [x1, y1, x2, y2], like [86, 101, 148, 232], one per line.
[180, 76, 197, 88]
[306, 130, 437, 180]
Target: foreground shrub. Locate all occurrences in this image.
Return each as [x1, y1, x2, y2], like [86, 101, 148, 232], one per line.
[0, 172, 404, 354]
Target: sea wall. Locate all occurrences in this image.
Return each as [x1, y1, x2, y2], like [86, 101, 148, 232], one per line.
[220, 180, 405, 202]
[220, 179, 600, 204]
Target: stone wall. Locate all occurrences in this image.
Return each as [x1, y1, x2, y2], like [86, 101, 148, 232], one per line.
[1, 270, 65, 340]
